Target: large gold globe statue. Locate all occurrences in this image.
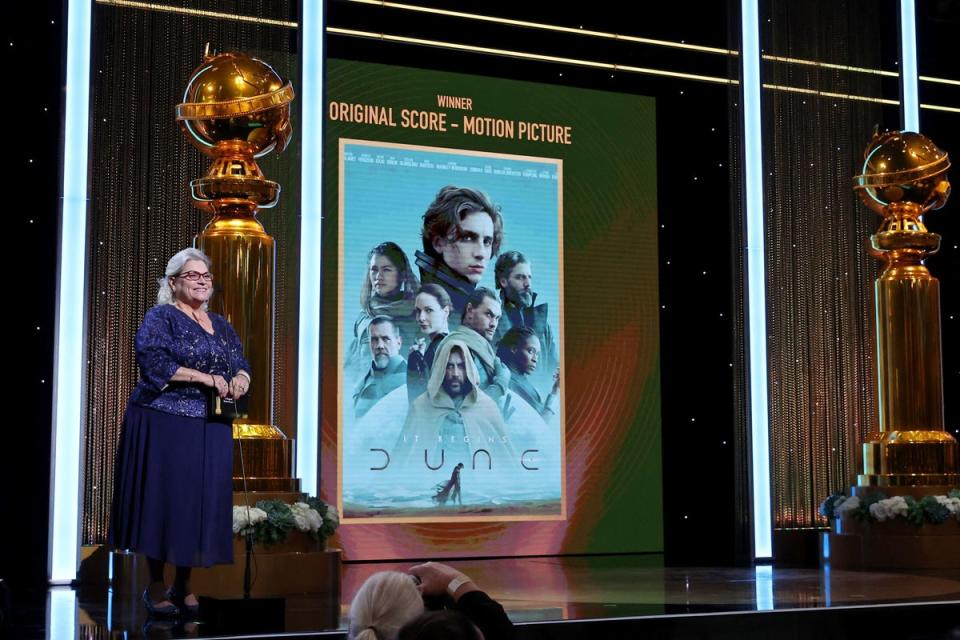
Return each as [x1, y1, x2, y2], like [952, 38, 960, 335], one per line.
[854, 130, 950, 215]
[174, 49, 298, 477]
[176, 51, 295, 211]
[849, 128, 957, 496]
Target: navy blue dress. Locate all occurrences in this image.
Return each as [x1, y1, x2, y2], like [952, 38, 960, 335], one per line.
[109, 304, 250, 568]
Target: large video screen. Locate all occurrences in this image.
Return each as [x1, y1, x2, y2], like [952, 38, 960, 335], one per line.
[322, 59, 661, 558]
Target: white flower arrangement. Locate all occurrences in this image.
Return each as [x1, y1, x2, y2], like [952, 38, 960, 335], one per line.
[231, 496, 340, 546]
[290, 502, 324, 535]
[832, 495, 860, 519]
[935, 495, 960, 516]
[820, 489, 960, 527]
[232, 505, 268, 535]
[867, 496, 908, 522]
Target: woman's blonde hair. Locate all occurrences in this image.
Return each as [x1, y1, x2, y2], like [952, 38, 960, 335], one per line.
[348, 571, 424, 640]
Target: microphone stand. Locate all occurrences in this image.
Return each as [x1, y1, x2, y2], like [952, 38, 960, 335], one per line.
[200, 404, 284, 634]
[237, 430, 254, 599]
[244, 532, 253, 600]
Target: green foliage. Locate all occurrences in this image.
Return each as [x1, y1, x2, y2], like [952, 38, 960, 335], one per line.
[854, 492, 886, 523]
[306, 496, 340, 540]
[903, 495, 925, 527]
[819, 492, 845, 520]
[253, 499, 296, 546]
[918, 495, 950, 525]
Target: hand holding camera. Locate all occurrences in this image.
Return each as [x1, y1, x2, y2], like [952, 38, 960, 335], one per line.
[407, 562, 478, 603]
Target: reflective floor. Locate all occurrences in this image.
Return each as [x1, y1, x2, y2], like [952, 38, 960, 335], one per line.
[12, 555, 960, 638]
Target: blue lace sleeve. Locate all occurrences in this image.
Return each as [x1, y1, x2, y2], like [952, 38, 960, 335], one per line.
[134, 307, 181, 391]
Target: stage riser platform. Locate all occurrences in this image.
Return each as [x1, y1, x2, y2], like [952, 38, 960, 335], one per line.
[174, 602, 960, 640]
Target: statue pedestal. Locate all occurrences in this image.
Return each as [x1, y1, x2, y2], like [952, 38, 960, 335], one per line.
[825, 485, 960, 570]
[190, 535, 341, 600]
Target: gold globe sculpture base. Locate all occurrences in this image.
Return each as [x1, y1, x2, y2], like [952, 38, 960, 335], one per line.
[198, 205, 296, 491]
[177, 51, 298, 494]
[858, 430, 959, 487]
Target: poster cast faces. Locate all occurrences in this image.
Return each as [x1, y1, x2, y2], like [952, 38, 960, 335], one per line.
[499, 259, 533, 308]
[345, 242, 419, 379]
[415, 186, 504, 314]
[394, 339, 516, 469]
[415, 286, 451, 339]
[442, 287, 511, 406]
[353, 316, 407, 419]
[406, 284, 454, 404]
[370, 318, 402, 367]
[493, 251, 559, 380]
[443, 347, 470, 398]
[432, 210, 495, 284]
[497, 326, 559, 420]
[462, 292, 502, 341]
[369, 253, 400, 297]
[347, 185, 557, 482]
[509, 330, 540, 375]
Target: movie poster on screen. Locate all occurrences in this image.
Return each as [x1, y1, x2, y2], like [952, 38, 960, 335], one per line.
[338, 139, 565, 523]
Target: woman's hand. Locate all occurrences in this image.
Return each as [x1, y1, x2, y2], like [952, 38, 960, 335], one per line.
[407, 562, 477, 601]
[229, 375, 250, 399]
[208, 374, 229, 398]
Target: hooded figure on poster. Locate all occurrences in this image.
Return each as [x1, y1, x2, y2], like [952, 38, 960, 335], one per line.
[393, 337, 517, 471]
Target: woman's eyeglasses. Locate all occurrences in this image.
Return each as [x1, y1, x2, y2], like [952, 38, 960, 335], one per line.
[176, 271, 214, 282]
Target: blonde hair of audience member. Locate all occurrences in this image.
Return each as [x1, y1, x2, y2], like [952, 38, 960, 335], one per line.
[349, 571, 425, 640]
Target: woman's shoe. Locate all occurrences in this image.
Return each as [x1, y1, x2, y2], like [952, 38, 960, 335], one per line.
[142, 587, 179, 618]
[167, 586, 200, 618]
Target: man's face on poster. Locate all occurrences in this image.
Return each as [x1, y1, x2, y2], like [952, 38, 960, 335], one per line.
[513, 334, 541, 375]
[369, 321, 401, 368]
[443, 348, 468, 397]
[463, 296, 502, 342]
[501, 261, 534, 308]
[432, 210, 495, 284]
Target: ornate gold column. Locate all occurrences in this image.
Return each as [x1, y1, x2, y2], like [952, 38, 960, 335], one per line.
[176, 51, 297, 491]
[852, 130, 958, 487]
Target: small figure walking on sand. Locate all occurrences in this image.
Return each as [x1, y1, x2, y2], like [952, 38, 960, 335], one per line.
[432, 462, 464, 506]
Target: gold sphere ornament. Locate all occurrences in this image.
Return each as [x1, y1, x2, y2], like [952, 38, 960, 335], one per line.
[854, 129, 950, 215]
[176, 50, 295, 212]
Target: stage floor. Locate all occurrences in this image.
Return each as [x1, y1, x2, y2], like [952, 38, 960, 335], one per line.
[12, 555, 960, 638]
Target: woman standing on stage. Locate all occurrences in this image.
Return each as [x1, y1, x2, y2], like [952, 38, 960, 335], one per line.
[109, 247, 250, 617]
